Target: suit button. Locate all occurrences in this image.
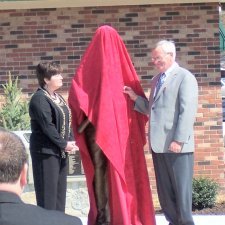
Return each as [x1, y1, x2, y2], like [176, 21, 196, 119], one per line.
[152, 107, 154, 110]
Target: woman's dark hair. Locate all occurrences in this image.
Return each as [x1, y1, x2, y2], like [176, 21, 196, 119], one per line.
[36, 62, 63, 88]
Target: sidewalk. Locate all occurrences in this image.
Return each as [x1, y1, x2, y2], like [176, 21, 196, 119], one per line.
[80, 214, 225, 225]
[156, 215, 225, 225]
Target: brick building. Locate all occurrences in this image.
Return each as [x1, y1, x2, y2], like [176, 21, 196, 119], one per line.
[0, 0, 224, 204]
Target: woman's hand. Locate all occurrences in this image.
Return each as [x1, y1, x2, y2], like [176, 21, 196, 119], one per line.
[65, 141, 78, 153]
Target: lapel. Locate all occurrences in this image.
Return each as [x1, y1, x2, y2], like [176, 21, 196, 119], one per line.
[149, 73, 160, 106]
[153, 66, 179, 102]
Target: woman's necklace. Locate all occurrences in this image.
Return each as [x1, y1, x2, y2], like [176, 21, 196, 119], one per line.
[41, 88, 72, 139]
[50, 92, 59, 101]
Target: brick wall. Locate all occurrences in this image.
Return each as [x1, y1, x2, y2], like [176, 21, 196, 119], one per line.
[0, 2, 224, 204]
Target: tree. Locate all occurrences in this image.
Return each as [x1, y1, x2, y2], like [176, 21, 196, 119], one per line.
[0, 72, 30, 130]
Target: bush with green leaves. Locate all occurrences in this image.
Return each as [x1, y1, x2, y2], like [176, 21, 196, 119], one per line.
[0, 72, 30, 131]
[192, 176, 219, 210]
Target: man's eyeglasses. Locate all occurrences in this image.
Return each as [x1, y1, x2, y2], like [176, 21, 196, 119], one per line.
[151, 52, 172, 62]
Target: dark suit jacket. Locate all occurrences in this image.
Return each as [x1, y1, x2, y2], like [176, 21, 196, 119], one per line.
[0, 191, 82, 225]
[29, 88, 73, 157]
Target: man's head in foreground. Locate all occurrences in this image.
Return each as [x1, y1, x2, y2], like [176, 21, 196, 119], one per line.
[0, 129, 28, 195]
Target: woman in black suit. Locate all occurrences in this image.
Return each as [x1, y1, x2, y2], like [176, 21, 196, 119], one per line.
[29, 62, 76, 212]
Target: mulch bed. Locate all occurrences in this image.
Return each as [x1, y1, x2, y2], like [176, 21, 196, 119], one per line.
[155, 202, 225, 215]
[192, 202, 225, 215]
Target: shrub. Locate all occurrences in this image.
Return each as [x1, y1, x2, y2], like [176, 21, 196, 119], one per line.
[0, 72, 30, 131]
[192, 176, 219, 210]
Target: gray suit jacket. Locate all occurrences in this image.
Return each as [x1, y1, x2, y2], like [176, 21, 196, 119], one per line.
[0, 191, 83, 225]
[135, 64, 198, 153]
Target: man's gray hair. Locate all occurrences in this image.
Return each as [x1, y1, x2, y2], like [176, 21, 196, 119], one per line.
[156, 40, 176, 60]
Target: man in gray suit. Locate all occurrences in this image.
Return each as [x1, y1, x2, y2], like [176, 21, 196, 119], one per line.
[124, 40, 198, 225]
[0, 129, 82, 225]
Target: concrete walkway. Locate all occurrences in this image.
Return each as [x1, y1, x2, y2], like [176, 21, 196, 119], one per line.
[80, 215, 225, 225]
[156, 215, 225, 225]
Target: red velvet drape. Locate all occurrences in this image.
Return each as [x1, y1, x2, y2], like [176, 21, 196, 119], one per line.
[68, 25, 155, 225]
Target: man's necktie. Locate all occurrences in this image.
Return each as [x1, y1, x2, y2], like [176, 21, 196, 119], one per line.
[154, 72, 166, 99]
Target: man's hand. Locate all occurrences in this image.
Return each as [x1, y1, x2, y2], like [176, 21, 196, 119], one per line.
[123, 86, 138, 101]
[169, 141, 183, 153]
